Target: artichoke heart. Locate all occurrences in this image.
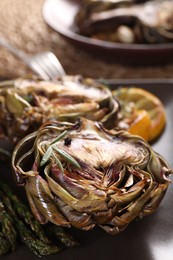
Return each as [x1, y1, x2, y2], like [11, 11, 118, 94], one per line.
[12, 118, 172, 234]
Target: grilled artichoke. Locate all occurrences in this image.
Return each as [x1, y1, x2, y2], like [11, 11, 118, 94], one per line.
[76, 0, 173, 44]
[12, 118, 171, 234]
[0, 76, 118, 147]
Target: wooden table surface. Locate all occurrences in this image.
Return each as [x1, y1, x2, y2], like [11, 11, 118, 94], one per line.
[0, 0, 173, 80]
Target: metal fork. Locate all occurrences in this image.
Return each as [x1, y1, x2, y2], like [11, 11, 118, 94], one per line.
[0, 37, 66, 80]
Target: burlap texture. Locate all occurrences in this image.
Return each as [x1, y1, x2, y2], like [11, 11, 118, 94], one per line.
[0, 0, 173, 80]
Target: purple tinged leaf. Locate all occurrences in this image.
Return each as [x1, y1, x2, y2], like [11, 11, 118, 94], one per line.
[26, 176, 70, 227]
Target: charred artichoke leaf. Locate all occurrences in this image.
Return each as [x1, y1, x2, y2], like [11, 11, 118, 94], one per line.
[25, 175, 70, 227]
[12, 131, 38, 184]
[12, 118, 172, 234]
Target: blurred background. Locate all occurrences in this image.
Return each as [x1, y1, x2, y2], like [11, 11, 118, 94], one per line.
[0, 0, 173, 80]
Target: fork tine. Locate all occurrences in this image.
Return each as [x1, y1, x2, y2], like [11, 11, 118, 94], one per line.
[28, 59, 51, 80]
[46, 52, 66, 76]
[36, 54, 60, 79]
[30, 53, 65, 80]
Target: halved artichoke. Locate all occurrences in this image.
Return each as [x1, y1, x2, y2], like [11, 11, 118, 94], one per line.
[0, 76, 118, 146]
[12, 118, 171, 234]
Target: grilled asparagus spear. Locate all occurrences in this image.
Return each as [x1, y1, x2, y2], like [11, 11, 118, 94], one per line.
[0, 197, 17, 252]
[0, 188, 62, 256]
[0, 183, 50, 244]
[0, 231, 11, 256]
[45, 224, 79, 248]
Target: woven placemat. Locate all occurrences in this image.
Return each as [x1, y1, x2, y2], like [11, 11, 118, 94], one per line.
[0, 0, 173, 80]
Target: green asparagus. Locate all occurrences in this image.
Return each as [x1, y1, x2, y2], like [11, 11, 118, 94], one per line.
[0, 198, 17, 252]
[0, 231, 11, 256]
[14, 219, 62, 257]
[0, 183, 50, 244]
[0, 188, 62, 256]
[45, 224, 79, 248]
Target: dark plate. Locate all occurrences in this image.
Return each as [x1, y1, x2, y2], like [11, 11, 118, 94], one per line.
[2, 80, 173, 260]
[42, 0, 173, 65]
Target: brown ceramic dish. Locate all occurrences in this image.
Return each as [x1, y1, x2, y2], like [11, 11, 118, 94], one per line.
[1, 79, 173, 260]
[43, 0, 173, 65]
